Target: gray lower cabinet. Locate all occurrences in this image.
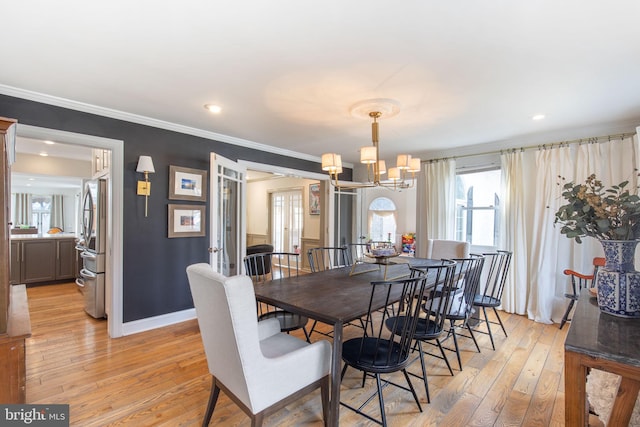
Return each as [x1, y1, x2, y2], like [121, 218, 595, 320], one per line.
[10, 238, 77, 285]
[9, 241, 20, 285]
[55, 239, 77, 280]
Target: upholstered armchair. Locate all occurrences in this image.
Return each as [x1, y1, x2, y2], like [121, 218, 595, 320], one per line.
[426, 239, 470, 259]
[186, 263, 331, 427]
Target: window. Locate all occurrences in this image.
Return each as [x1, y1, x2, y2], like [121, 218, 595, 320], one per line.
[368, 197, 396, 242]
[31, 195, 52, 234]
[455, 169, 500, 246]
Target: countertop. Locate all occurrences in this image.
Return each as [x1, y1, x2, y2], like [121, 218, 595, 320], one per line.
[11, 233, 79, 241]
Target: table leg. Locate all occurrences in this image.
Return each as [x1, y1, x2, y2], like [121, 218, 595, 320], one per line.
[329, 321, 343, 427]
[565, 350, 588, 426]
[609, 377, 640, 427]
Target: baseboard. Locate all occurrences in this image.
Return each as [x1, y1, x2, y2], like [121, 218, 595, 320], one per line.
[121, 308, 196, 336]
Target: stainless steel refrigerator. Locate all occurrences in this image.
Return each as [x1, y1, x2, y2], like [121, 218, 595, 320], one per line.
[76, 178, 107, 318]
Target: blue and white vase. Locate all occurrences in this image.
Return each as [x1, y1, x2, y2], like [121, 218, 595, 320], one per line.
[596, 239, 640, 318]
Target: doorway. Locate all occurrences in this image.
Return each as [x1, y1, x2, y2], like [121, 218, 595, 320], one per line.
[15, 124, 124, 337]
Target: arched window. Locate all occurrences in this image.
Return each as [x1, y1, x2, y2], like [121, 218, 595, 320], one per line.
[368, 197, 397, 242]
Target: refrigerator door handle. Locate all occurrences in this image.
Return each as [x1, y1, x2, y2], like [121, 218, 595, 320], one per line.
[75, 278, 85, 288]
[81, 251, 97, 260]
[80, 268, 97, 279]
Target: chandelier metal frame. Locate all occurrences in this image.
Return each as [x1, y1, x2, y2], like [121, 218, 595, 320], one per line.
[321, 109, 420, 190]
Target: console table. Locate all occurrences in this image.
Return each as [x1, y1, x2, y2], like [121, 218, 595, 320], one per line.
[565, 290, 640, 426]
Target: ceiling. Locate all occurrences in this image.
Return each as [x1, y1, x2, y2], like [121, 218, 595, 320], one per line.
[2, 1, 640, 166]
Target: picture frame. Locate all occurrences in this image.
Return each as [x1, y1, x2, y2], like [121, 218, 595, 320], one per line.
[169, 165, 207, 202]
[309, 183, 320, 215]
[168, 204, 205, 238]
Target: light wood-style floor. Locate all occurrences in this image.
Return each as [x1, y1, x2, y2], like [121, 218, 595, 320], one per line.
[25, 282, 572, 426]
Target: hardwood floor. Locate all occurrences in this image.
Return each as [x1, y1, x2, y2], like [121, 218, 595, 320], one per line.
[25, 282, 571, 426]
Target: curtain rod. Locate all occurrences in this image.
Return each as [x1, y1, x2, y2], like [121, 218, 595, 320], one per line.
[425, 131, 637, 163]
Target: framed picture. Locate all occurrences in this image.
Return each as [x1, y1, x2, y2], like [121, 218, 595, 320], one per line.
[309, 183, 320, 215]
[168, 204, 205, 238]
[169, 165, 207, 202]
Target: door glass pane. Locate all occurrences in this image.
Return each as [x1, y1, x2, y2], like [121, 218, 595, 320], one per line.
[223, 178, 239, 276]
[224, 169, 238, 179]
[271, 190, 302, 253]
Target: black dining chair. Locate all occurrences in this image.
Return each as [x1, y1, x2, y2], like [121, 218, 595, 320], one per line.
[436, 254, 486, 371]
[307, 246, 350, 272]
[306, 246, 352, 337]
[345, 243, 369, 266]
[471, 250, 512, 350]
[385, 260, 458, 402]
[340, 272, 432, 426]
[244, 252, 310, 342]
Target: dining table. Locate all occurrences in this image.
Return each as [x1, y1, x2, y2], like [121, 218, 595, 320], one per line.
[253, 257, 443, 426]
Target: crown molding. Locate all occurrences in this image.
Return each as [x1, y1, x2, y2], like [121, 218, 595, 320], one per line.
[0, 84, 323, 164]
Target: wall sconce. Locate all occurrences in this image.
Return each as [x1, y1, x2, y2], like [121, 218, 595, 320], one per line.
[136, 155, 155, 217]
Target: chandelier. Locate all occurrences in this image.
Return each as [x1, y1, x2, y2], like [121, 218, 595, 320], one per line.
[321, 105, 420, 190]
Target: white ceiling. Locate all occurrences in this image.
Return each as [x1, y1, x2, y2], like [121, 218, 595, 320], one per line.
[2, 1, 640, 165]
[15, 137, 92, 161]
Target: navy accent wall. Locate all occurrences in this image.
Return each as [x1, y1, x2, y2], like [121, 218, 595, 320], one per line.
[0, 94, 353, 322]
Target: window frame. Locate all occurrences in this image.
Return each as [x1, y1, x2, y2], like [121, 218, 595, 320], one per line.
[455, 167, 501, 247]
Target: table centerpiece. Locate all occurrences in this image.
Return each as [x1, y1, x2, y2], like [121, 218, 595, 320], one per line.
[554, 173, 640, 318]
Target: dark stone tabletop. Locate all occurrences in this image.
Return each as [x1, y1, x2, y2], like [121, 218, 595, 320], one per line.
[565, 289, 640, 367]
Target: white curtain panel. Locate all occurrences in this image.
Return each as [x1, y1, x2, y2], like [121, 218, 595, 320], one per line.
[426, 159, 456, 239]
[13, 193, 31, 226]
[499, 150, 529, 314]
[415, 168, 428, 257]
[416, 159, 456, 257]
[527, 145, 574, 323]
[50, 194, 65, 230]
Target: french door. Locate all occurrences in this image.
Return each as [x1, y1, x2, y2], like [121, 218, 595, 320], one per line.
[271, 190, 302, 253]
[209, 153, 246, 276]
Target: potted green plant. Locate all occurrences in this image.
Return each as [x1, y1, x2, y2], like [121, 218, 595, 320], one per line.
[554, 173, 640, 317]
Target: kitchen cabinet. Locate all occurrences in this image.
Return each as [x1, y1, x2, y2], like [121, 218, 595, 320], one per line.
[56, 239, 78, 280]
[92, 148, 110, 177]
[10, 237, 78, 285]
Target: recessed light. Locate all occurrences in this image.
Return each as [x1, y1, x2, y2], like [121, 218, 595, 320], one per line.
[39, 152, 49, 157]
[532, 114, 545, 121]
[44, 140, 55, 145]
[204, 104, 222, 114]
